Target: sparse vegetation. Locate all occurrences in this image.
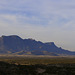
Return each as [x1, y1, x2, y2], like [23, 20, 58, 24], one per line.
[0, 61, 75, 75]
[0, 57, 75, 75]
[0, 56, 75, 65]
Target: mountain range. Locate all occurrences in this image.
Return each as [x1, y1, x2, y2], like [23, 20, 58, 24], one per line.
[0, 35, 75, 56]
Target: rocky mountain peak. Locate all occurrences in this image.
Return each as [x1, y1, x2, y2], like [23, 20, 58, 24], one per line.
[0, 35, 74, 56]
[2, 35, 22, 39]
[45, 42, 55, 45]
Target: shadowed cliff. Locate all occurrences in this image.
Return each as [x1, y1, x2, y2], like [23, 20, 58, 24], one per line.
[0, 35, 74, 56]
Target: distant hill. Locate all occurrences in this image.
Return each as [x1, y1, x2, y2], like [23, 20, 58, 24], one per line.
[0, 35, 75, 56]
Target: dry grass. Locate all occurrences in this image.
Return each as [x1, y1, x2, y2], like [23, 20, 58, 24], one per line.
[0, 55, 75, 65]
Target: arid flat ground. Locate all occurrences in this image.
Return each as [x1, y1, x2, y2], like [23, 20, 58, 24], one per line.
[0, 55, 75, 75]
[0, 55, 75, 65]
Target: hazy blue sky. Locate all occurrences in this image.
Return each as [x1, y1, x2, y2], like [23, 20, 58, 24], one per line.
[0, 0, 75, 51]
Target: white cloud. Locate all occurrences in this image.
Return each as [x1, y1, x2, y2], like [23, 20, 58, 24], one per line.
[0, 0, 75, 51]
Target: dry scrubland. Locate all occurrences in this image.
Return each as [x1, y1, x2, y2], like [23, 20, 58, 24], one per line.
[0, 56, 75, 75]
[0, 55, 75, 65]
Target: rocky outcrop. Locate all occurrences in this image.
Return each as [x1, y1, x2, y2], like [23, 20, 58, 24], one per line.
[0, 35, 74, 56]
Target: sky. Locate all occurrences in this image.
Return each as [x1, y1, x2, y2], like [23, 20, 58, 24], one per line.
[0, 0, 75, 51]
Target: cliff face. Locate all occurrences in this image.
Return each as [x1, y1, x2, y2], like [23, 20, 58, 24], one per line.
[0, 35, 74, 56]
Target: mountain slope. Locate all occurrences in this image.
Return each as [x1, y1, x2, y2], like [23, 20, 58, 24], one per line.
[0, 35, 74, 56]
